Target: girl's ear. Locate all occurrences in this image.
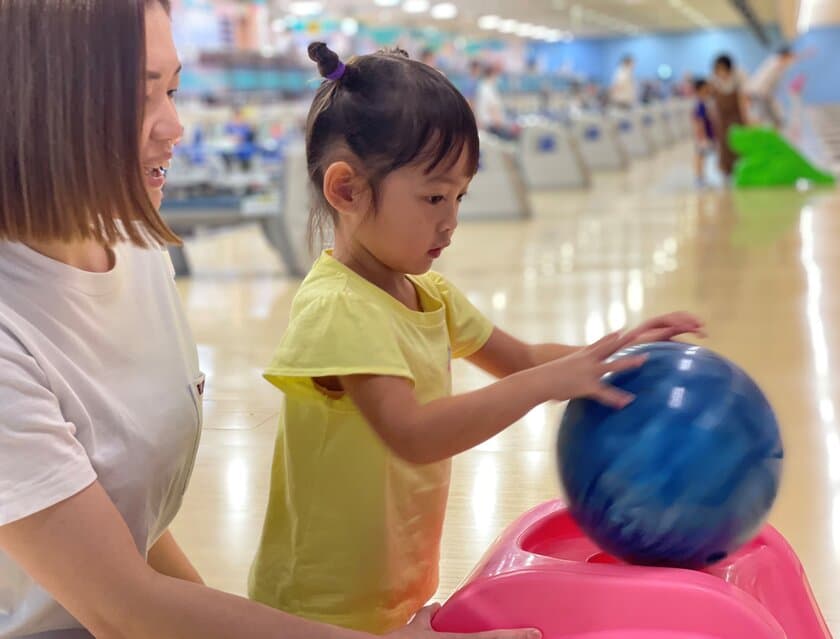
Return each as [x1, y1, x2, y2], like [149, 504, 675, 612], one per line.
[323, 161, 369, 217]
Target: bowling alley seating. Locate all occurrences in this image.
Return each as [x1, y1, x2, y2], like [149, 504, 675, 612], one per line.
[639, 103, 670, 151]
[570, 111, 629, 171]
[517, 117, 590, 189]
[609, 108, 653, 159]
[163, 143, 318, 278]
[459, 132, 533, 220]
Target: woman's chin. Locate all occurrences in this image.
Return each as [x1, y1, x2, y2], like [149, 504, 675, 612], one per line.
[147, 188, 163, 210]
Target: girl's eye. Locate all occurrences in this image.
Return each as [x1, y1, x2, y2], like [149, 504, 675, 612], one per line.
[456, 193, 467, 203]
[167, 89, 179, 100]
[426, 195, 445, 205]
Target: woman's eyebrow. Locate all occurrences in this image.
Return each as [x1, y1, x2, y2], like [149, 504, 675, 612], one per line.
[146, 64, 182, 81]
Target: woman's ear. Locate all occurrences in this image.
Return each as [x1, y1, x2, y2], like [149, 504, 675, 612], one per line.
[323, 161, 368, 217]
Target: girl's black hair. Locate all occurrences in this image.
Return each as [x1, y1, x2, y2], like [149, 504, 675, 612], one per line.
[305, 42, 479, 245]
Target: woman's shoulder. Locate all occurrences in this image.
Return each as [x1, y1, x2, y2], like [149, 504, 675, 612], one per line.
[117, 239, 177, 278]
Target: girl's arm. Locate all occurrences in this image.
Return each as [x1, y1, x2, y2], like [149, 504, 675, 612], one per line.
[467, 328, 579, 378]
[342, 332, 646, 465]
[0, 483, 537, 639]
[467, 312, 705, 380]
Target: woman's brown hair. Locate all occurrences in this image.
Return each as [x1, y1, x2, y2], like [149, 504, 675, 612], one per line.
[0, 0, 179, 247]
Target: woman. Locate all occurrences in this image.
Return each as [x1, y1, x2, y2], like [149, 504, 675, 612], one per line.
[0, 2, 539, 638]
[710, 54, 750, 178]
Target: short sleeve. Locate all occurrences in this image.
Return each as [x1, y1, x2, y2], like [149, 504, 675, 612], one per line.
[0, 327, 97, 527]
[264, 290, 415, 399]
[425, 273, 494, 359]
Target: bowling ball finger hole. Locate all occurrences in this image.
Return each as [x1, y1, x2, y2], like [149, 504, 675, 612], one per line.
[705, 551, 727, 564]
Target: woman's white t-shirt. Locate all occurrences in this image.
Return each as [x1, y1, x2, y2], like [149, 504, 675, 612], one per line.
[0, 240, 204, 638]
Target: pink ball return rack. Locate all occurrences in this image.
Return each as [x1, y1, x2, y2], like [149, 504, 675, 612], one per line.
[432, 500, 832, 639]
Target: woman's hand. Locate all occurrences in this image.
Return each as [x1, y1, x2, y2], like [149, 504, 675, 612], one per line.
[388, 604, 541, 639]
[627, 312, 706, 346]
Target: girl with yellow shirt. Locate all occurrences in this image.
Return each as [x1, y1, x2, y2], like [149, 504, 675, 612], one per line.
[249, 42, 705, 635]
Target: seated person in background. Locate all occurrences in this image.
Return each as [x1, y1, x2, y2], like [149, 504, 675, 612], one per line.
[223, 107, 257, 171]
[475, 64, 520, 141]
[461, 59, 483, 110]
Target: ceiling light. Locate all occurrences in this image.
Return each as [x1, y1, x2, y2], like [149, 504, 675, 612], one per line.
[514, 22, 536, 37]
[798, 0, 817, 32]
[374, 0, 400, 5]
[288, 1, 323, 16]
[498, 19, 518, 33]
[341, 17, 359, 35]
[430, 2, 457, 19]
[403, 0, 430, 13]
[478, 14, 501, 29]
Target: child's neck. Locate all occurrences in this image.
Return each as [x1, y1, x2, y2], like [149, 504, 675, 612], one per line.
[332, 244, 420, 311]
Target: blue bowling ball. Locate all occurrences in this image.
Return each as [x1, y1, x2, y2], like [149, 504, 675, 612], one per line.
[557, 341, 783, 569]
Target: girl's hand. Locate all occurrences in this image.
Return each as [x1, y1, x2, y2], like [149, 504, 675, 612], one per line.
[540, 331, 648, 408]
[627, 312, 706, 346]
[388, 604, 541, 639]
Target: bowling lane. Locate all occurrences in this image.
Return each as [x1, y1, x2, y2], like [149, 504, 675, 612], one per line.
[172, 143, 840, 632]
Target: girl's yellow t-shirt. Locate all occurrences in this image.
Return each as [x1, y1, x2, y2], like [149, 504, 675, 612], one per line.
[248, 251, 493, 634]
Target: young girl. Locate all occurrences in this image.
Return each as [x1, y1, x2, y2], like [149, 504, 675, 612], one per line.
[692, 78, 715, 187]
[249, 42, 705, 634]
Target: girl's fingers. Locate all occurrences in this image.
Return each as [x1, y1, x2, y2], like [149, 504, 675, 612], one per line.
[589, 330, 638, 358]
[601, 354, 647, 375]
[586, 331, 622, 356]
[590, 385, 635, 409]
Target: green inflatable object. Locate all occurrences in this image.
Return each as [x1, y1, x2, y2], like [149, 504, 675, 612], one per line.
[728, 126, 836, 188]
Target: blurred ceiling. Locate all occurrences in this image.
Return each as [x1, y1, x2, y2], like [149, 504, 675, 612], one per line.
[266, 0, 780, 38]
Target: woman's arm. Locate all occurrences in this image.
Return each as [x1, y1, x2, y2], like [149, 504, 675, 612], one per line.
[147, 529, 204, 585]
[0, 482, 537, 639]
[739, 92, 751, 124]
[0, 483, 363, 639]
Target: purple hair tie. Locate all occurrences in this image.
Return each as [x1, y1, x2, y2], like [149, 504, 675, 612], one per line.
[326, 62, 346, 81]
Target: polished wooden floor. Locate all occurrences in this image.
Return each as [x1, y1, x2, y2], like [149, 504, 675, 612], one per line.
[171, 143, 839, 633]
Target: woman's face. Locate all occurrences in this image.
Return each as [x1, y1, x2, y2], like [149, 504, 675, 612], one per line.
[140, 2, 183, 210]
